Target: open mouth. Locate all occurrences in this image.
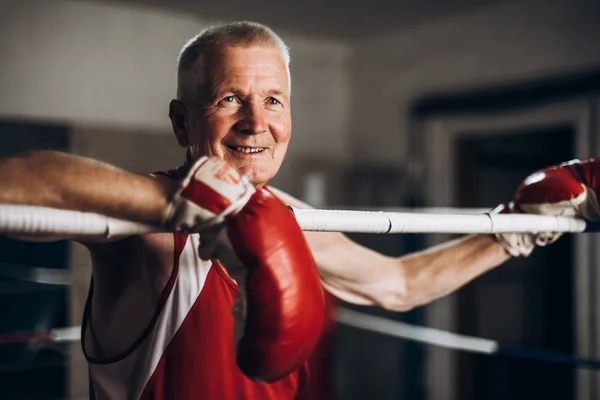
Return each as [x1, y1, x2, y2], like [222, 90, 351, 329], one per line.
[226, 145, 266, 154]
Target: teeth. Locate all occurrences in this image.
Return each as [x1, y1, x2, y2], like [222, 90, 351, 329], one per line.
[234, 146, 264, 154]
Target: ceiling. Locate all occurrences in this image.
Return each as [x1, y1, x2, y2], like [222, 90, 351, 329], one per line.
[100, 0, 504, 40]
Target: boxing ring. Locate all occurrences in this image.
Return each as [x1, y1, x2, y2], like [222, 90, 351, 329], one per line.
[1, 205, 599, 394]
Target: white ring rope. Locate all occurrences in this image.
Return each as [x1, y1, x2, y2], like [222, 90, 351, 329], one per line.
[47, 326, 81, 343]
[0, 205, 594, 236]
[290, 208, 590, 234]
[0, 205, 161, 238]
[336, 308, 499, 354]
[0, 262, 71, 285]
[2, 263, 599, 369]
[0, 309, 501, 354]
[4, 309, 600, 370]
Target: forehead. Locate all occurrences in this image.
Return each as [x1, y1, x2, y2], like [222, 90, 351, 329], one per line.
[203, 45, 290, 94]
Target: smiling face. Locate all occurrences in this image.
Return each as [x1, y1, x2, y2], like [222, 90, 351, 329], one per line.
[170, 44, 291, 186]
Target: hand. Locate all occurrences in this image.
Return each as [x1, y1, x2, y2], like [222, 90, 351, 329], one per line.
[495, 158, 600, 257]
[165, 156, 255, 232]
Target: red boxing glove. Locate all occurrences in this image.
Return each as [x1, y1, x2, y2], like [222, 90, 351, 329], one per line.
[228, 187, 324, 383]
[495, 158, 600, 257]
[170, 157, 324, 382]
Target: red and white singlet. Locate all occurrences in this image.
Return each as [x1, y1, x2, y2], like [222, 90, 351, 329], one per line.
[81, 167, 334, 399]
[82, 232, 310, 399]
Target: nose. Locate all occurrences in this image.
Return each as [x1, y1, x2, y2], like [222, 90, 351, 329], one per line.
[235, 101, 268, 135]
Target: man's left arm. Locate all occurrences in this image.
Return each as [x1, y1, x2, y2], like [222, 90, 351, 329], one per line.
[269, 186, 509, 311]
[308, 229, 509, 311]
[271, 157, 600, 311]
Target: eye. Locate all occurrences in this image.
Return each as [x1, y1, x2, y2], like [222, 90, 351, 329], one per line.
[267, 97, 281, 106]
[218, 95, 239, 108]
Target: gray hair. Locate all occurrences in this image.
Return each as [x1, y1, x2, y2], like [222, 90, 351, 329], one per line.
[176, 21, 291, 102]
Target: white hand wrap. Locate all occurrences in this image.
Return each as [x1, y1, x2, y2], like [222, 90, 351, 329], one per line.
[166, 156, 255, 232]
[494, 190, 592, 257]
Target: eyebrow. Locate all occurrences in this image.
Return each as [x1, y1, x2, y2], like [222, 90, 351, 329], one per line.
[223, 88, 287, 97]
[267, 89, 285, 97]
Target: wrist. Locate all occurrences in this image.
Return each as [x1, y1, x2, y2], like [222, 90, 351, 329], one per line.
[157, 177, 181, 225]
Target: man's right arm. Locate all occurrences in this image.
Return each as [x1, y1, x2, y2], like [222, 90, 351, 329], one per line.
[0, 150, 179, 241]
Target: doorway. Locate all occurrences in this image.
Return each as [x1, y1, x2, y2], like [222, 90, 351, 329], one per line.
[455, 127, 574, 400]
[422, 100, 595, 400]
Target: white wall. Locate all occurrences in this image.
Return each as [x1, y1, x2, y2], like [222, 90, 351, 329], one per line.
[350, 0, 600, 165]
[0, 0, 353, 195]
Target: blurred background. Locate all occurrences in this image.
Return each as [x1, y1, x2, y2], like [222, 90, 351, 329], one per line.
[1, 0, 600, 398]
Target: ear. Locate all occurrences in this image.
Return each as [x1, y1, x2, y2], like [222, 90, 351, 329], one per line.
[169, 99, 190, 148]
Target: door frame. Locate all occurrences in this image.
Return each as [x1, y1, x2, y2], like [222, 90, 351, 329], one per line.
[420, 99, 596, 400]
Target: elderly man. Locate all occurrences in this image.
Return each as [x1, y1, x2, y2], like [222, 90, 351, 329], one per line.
[1, 21, 599, 399]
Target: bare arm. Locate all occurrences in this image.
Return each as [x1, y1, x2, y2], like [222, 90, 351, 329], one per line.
[0, 150, 177, 226]
[270, 186, 510, 311]
[314, 233, 508, 311]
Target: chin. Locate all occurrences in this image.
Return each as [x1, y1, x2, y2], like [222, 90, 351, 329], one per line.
[240, 168, 272, 187]
[225, 157, 278, 186]
[248, 173, 271, 187]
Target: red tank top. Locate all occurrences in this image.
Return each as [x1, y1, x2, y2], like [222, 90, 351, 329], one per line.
[81, 166, 335, 399]
[83, 232, 310, 399]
